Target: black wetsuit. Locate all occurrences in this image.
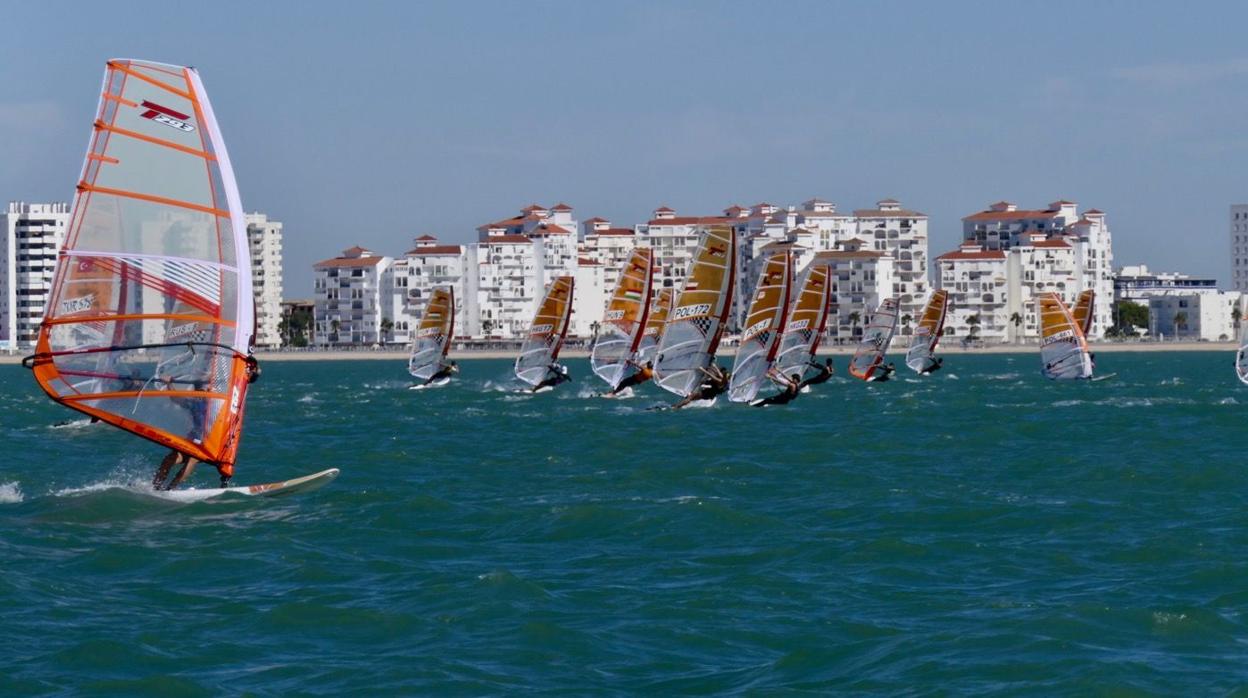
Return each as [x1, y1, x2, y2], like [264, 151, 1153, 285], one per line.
[871, 366, 894, 382]
[920, 359, 943, 375]
[754, 385, 800, 407]
[800, 364, 834, 388]
[535, 369, 571, 391]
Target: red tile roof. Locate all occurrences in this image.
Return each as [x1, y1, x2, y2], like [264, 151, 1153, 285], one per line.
[315, 255, 387, 269]
[484, 234, 532, 245]
[1084, 208, 1105, 215]
[551, 202, 573, 211]
[405, 245, 463, 256]
[521, 204, 545, 213]
[1030, 238, 1071, 248]
[415, 234, 438, 241]
[963, 209, 1060, 222]
[530, 223, 572, 235]
[814, 249, 887, 260]
[646, 216, 734, 226]
[577, 257, 600, 266]
[936, 249, 1006, 261]
[654, 205, 675, 212]
[589, 227, 635, 237]
[854, 208, 927, 218]
[583, 216, 607, 223]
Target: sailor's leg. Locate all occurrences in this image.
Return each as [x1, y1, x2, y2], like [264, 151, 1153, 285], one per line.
[152, 451, 179, 489]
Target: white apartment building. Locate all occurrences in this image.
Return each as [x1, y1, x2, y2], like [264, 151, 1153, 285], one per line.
[396, 235, 476, 341]
[244, 212, 284, 348]
[477, 203, 579, 284]
[1232, 204, 1248, 292]
[1149, 292, 1241, 341]
[312, 246, 393, 346]
[476, 233, 539, 338]
[634, 207, 740, 293]
[1, 202, 70, 351]
[853, 199, 929, 323]
[962, 200, 1113, 338]
[1114, 264, 1219, 305]
[572, 257, 607, 338]
[935, 243, 1009, 343]
[814, 241, 896, 344]
[580, 217, 637, 291]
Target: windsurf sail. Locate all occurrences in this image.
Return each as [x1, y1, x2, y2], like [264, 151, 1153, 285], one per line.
[591, 248, 654, 390]
[514, 276, 575, 387]
[408, 286, 455, 381]
[905, 290, 949, 373]
[635, 287, 672, 366]
[774, 261, 833, 380]
[1071, 289, 1095, 336]
[26, 59, 255, 472]
[1038, 291, 1093, 380]
[848, 298, 900, 381]
[1237, 304, 1248, 385]
[728, 251, 794, 402]
[653, 225, 737, 397]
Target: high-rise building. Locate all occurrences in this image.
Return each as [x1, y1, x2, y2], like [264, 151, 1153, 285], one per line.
[244, 213, 284, 347]
[1, 202, 70, 351]
[1232, 204, 1248, 293]
[312, 246, 393, 345]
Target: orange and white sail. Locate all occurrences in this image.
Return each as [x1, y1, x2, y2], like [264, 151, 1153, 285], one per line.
[905, 290, 949, 373]
[849, 298, 900, 381]
[27, 59, 254, 471]
[635, 287, 672, 366]
[1071, 289, 1095, 336]
[1038, 291, 1093, 380]
[515, 276, 575, 386]
[728, 251, 794, 402]
[591, 248, 654, 389]
[774, 261, 833, 380]
[653, 225, 737, 397]
[409, 286, 455, 381]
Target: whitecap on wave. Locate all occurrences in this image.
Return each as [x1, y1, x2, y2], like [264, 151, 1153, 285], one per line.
[0, 481, 23, 504]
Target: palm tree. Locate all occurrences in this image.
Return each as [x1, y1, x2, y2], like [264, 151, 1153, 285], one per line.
[901, 314, 913, 336]
[1174, 311, 1188, 336]
[847, 311, 861, 337]
[967, 314, 982, 339]
[330, 319, 341, 345]
[1009, 311, 1023, 343]
[481, 319, 494, 337]
[590, 321, 601, 342]
[1234, 306, 1242, 332]
[380, 318, 394, 344]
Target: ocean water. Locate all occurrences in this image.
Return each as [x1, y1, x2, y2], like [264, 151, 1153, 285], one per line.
[3, 351, 1248, 695]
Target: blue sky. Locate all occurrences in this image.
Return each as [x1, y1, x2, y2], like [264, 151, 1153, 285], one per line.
[4, 1, 1247, 294]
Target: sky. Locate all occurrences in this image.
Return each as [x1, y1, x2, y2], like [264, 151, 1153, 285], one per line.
[3, 1, 1248, 294]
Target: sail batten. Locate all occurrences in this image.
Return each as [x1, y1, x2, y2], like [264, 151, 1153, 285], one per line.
[30, 60, 254, 470]
[591, 249, 655, 389]
[1071, 290, 1095, 336]
[849, 298, 900, 381]
[635, 288, 673, 366]
[728, 251, 794, 402]
[653, 226, 737, 397]
[515, 276, 575, 387]
[905, 290, 949, 373]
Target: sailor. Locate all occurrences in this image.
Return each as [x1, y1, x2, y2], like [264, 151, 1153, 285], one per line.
[921, 357, 944, 375]
[245, 354, 261, 383]
[531, 362, 571, 392]
[800, 358, 835, 389]
[671, 364, 730, 409]
[872, 361, 897, 382]
[428, 360, 459, 384]
[754, 372, 802, 407]
[607, 360, 654, 396]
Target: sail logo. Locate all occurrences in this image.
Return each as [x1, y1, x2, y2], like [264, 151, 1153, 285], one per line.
[786, 319, 809, 331]
[1042, 330, 1075, 346]
[530, 323, 553, 334]
[744, 319, 770, 339]
[59, 294, 95, 314]
[229, 385, 241, 414]
[139, 101, 195, 132]
[673, 304, 711, 320]
[605, 309, 626, 321]
[167, 322, 199, 339]
[417, 326, 442, 337]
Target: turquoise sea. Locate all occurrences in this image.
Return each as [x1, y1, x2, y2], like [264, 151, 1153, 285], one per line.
[3, 351, 1248, 695]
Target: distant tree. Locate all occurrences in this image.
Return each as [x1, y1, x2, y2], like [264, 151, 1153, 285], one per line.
[848, 311, 861, 336]
[590, 321, 601, 341]
[1009, 312, 1023, 343]
[482, 319, 494, 337]
[901, 314, 913, 336]
[1174, 311, 1188, 335]
[967, 314, 982, 337]
[1115, 301, 1148, 334]
[380, 318, 394, 343]
[1234, 306, 1243, 331]
[330, 319, 341, 345]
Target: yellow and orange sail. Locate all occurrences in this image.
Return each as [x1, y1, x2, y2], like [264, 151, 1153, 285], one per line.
[409, 286, 455, 381]
[1071, 289, 1095, 336]
[728, 251, 793, 402]
[515, 276, 575, 386]
[28, 59, 254, 473]
[591, 248, 655, 389]
[635, 287, 672, 366]
[905, 290, 949, 373]
[1038, 291, 1093, 380]
[774, 261, 833, 379]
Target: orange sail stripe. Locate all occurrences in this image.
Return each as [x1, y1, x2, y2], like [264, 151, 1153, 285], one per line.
[61, 390, 228, 402]
[94, 120, 217, 161]
[43, 313, 236, 328]
[106, 61, 194, 100]
[100, 92, 139, 108]
[76, 182, 230, 218]
[87, 153, 120, 165]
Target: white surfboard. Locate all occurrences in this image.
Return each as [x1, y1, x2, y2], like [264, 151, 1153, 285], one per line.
[1090, 372, 1118, 383]
[409, 377, 451, 390]
[156, 468, 340, 502]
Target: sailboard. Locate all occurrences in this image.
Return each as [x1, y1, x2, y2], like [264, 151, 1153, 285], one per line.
[157, 468, 339, 502]
[25, 59, 258, 481]
[408, 286, 455, 383]
[905, 290, 949, 374]
[514, 276, 575, 387]
[728, 251, 794, 402]
[1071, 289, 1095, 336]
[774, 261, 833, 381]
[1037, 291, 1093, 380]
[849, 298, 900, 381]
[591, 248, 654, 390]
[653, 225, 737, 397]
[635, 287, 672, 366]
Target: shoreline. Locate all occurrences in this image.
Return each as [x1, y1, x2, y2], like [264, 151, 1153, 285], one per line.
[0, 341, 1235, 364]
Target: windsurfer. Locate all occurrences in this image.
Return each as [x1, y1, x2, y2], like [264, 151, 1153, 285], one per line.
[429, 360, 459, 384]
[607, 360, 654, 396]
[754, 372, 802, 407]
[872, 361, 897, 382]
[670, 364, 729, 409]
[800, 358, 835, 388]
[532, 363, 571, 392]
[921, 357, 944, 375]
